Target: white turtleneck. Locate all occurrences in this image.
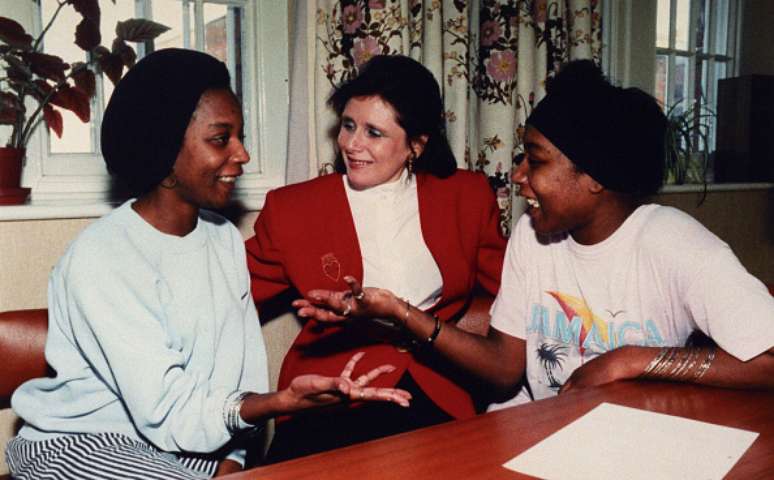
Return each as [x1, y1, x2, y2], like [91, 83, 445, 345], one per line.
[343, 169, 442, 310]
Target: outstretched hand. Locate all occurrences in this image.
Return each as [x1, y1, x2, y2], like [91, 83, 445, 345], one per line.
[292, 275, 400, 323]
[282, 352, 412, 410]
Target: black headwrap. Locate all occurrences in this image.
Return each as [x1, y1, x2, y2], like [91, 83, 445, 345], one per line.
[101, 48, 231, 194]
[527, 60, 667, 196]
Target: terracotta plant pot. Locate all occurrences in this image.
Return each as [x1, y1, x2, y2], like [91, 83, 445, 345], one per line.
[0, 147, 31, 205]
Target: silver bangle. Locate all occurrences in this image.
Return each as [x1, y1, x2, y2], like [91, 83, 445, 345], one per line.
[692, 346, 717, 381]
[682, 347, 702, 378]
[652, 347, 677, 376]
[222, 391, 251, 436]
[641, 347, 669, 377]
[672, 347, 697, 378]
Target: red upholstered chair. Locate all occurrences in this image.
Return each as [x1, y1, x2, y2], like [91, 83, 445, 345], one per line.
[0, 309, 49, 409]
[0, 309, 49, 480]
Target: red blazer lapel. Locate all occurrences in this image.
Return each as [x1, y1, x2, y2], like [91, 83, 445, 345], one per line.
[309, 175, 364, 290]
[416, 174, 464, 307]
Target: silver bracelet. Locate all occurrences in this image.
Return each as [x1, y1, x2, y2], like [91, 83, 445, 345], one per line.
[692, 346, 717, 381]
[641, 347, 669, 377]
[652, 347, 678, 376]
[222, 391, 251, 436]
[672, 347, 697, 379]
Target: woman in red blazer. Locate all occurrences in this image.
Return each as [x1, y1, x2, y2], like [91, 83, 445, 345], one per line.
[246, 55, 506, 461]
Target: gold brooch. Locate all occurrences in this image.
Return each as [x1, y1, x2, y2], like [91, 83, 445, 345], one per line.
[321, 253, 341, 282]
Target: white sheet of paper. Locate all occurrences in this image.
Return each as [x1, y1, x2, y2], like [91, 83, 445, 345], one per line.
[503, 402, 758, 480]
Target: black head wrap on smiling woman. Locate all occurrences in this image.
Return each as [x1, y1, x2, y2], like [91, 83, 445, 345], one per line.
[101, 48, 231, 195]
[526, 60, 668, 197]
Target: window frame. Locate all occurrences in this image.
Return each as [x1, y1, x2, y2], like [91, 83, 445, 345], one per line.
[600, 0, 772, 191]
[16, 0, 288, 212]
[654, 0, 739, 120]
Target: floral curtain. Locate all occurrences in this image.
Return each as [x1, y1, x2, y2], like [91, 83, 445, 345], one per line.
[297, 0, 601, 234]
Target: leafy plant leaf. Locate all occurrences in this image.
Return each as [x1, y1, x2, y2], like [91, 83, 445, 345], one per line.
[0, 92, 23, 124]
[23, 52, 69, 82]
[93, 45, 110, 57]
[98, 52, 124, 86]
[115, 19, 170, 42]
[71, 63, 96, 97]
[51, 85, 90, 123]
[0, 17, 33, 50]
[75, 17, 101, 50]
[111, 38, 136, 68]
[31, 79, 54, 102]
[5, 54, 32, 81]
[43, 104, 63, 138]
[67, 0, 100, 23]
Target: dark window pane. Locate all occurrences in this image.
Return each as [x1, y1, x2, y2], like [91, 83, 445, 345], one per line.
[673, 55, 690, 108]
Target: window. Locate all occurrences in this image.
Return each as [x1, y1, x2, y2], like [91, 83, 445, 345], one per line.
[654, 0, 738, 156]
[20, 0, 288, 208]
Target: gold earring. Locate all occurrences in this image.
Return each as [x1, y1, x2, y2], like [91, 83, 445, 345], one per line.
[161, 174, 178, 189]
[407, 153, 416, 175]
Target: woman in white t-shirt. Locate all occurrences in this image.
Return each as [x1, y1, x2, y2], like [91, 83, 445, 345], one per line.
[296, 60, 774, 410]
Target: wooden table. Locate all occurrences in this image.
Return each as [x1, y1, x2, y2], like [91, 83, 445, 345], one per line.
[224, 382, 774, 479]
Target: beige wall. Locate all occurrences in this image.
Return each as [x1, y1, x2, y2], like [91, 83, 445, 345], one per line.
[0, 218, 92, 310]
[655, 188, 773, 285]
[0, 212, 257, 311]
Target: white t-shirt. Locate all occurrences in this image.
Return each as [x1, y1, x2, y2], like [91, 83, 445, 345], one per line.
[489, 204, 774, 408]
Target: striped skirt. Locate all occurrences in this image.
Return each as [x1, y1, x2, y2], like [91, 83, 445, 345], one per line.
[6, 433, 219, 479]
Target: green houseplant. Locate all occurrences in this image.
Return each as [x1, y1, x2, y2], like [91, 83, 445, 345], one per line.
[0, 0, 168, 204]
[664, 100, 716, 186]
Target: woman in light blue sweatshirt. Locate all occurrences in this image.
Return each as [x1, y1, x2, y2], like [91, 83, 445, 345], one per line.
[6, 49, 410, 479]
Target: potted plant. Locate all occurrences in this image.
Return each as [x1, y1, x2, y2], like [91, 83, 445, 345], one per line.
[0, 1, 168, 205]
[664, 100, 716, 187]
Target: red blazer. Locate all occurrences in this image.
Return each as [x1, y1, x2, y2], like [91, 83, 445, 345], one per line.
[245, 170, 506, 419]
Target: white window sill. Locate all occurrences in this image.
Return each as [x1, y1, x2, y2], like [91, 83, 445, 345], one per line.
[0, 190, 266, 221]
[660, 182, 773, 193]
[0, 200, 117, 221]
[2, 183, 769, 222]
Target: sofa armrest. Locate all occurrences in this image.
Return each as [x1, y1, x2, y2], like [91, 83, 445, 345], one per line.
[0, 309, 49, 408]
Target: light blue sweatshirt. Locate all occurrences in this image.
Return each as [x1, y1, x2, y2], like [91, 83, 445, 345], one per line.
[12, 200, 268, 466]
